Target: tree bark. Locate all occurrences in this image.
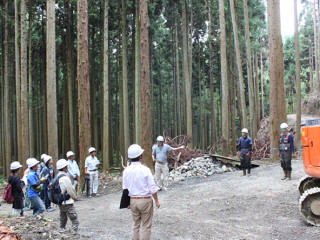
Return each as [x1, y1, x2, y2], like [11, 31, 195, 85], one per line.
[175, 18, 182, 136]
[135, 2, 141, 144]
[102, 0, 110, 171]
[77, 0, 91, 184]
[21, 0, 29, 168]
[230, 0, 247, 128]
[140, 0, 153, 169]
[4, 0, 11, 177]
[243, 0, 256, 138]
[294, 0, 301, 151]
[15, 0, 22, 166]
[181, 0, 193, 148]
[267, 0, 287, 159]
[310, 43, 314, 93]
[260, 50, 265, 118]
[218, 0, 229, 155]
[46, 0, 58, 166]
[28, 0, 35, 157]
[255, 52, 260, 130]
[314, 0, 320, 92]
[65, 0, 76, 153]
[122, 0, 130, 158]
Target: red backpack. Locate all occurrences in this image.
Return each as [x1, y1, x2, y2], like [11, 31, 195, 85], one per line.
[3, 183, 14, 204]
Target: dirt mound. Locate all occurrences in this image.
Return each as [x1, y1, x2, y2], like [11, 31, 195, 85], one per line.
[302, 93, 320, 116]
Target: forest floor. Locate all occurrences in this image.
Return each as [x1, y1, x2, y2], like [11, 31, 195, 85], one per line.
[1, 159, 320, 240]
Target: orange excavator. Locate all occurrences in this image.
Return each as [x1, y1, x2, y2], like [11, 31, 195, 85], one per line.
[299, 119, 320, 226]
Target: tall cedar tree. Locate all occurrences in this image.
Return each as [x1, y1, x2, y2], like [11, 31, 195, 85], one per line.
[77, 0, 91, 185]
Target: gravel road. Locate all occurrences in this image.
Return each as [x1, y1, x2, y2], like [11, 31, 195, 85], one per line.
[1, 160, 319, 240]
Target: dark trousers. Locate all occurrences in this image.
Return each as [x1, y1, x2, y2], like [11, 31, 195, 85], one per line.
[280, 151, 292, 171]
[240, 153, 251, 169]
[43, 183, 51, 209]
[59, 204, 79, 232]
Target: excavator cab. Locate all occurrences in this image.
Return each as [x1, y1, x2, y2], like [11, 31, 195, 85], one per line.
[299, 119, 320, 226]
[301, 119, 320, 178]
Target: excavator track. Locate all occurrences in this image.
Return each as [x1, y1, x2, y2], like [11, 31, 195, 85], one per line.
[299, 187, 320, 226]
[298, 176, 320, 195]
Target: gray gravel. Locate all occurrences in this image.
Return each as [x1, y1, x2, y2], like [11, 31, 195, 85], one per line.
[1, 160, 319, 240]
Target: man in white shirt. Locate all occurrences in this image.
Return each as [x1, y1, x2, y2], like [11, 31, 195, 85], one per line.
[85, 147, 100, 197]
[67, 151, 80, 189]
[123, 144, 160, 240]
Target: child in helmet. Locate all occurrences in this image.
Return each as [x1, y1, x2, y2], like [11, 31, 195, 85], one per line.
[8, 162, 25, 217]
[237, 128, 253, 176]
[279, 122, 295, 180]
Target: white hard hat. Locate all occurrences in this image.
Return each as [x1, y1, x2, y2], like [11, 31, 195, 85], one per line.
[41, 154, 47, 161]
[44, 155, 52, 164]
[89, 147, 97, 153]
[241, 128, 249, 134]
[156, 136, 164, 142]
[128, 144, 144, 159]
[56, 159, 69, 170]
[280, 122, 289, 130]
[10, 161, 22, 170]
[66, 151, 75, 158]
[27, 158, 40, 168]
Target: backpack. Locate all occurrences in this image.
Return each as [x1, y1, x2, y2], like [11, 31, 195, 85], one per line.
[3, 184, 14, 204]
[48, 174, 70, 205]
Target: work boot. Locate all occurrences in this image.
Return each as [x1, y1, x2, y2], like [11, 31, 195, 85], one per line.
[287, 171, 291, 180]
[247, 168, 251, 176]
[242, 169, 246, 176]
[281, 170, 287, 180]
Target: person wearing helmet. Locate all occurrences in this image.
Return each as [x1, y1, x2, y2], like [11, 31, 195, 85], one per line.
[152, 136, 185, 191]
[37, 154, 48, 201]
[85, 147, 100, 197]
[22, 159, 32, 211]
[26, 158, 47, 215]
[123, 144, 160, 240]
[279, 123, 295, 180]
[8, 162, 25, 217]
[237, 128, 253, 176]
[55, 159, 79, 232]
[37, 154, 48, 177]
[40, 155, 55, 212]
[67, 151, 80, 189]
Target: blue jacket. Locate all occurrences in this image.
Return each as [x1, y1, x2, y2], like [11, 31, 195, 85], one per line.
[27, 169, 41, 198]
[237, 136, 252, 154]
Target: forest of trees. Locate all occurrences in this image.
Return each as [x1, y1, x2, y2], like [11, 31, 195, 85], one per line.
[0, 0, 318, 179]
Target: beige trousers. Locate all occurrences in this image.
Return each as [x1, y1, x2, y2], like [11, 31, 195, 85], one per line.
[155, 163, 169, 188]
[130, 198, 154, 240]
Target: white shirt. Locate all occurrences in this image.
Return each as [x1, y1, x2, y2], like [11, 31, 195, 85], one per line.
[85, 155, 100, 171]
[68, 159, 80, 179]
[123, 162, 158, 197]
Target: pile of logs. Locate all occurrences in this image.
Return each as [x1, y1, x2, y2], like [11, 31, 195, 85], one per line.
[165, 135, 205, 169]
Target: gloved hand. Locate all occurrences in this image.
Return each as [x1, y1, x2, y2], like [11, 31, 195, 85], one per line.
[246, 153, 251, 158]
[292, 154, 296, 158]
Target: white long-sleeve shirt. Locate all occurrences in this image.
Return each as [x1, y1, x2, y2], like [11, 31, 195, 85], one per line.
[68, 159, 80, 179]
[123, 162, 158, 197]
